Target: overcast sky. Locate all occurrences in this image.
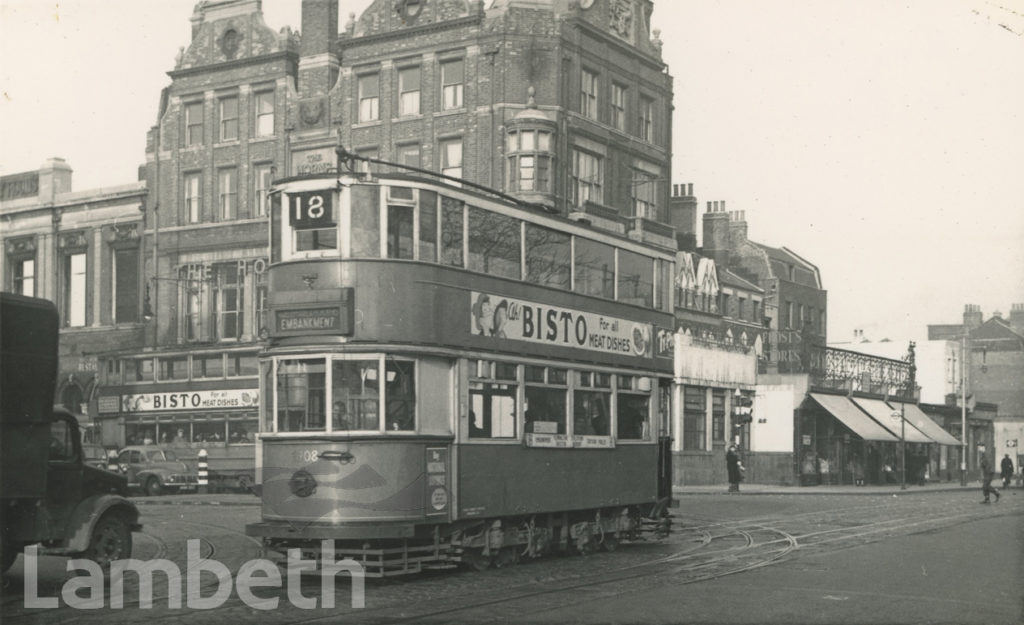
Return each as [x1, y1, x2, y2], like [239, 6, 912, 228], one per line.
[2, 0, 1022, 345]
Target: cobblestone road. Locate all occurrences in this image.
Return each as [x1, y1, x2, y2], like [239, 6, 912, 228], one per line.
[2, 490, 1021, 624]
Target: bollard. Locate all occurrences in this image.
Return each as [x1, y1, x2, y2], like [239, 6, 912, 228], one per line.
[197, 448, 209, 494]
[107, 449, 119, 473]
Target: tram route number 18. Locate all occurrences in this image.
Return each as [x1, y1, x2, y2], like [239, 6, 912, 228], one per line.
[288, 190, 334, 228]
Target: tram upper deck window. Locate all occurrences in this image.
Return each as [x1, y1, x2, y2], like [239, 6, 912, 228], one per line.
[350, 185, 380, 258]
[387, 204, 414, 259]
[525, 224, 570, 290]
[525, 366, 567, 435]
[331, 359, 381, 431]
[440, 197, 464, 267]
[574, 238, 614, 300]
[468, 206, 520, 280]
[277, 359, 327, 432]
[419, 190, 438, 262]
[617, 249, 654, 308]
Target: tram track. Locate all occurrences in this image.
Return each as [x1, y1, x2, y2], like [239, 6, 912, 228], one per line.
[2, 499, 1019, 624]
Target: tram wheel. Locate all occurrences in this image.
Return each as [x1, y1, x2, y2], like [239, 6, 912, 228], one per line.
[493, 546, 519, 568]
[601, 533, 619, 552]
[462, 548, 492, 572]
[574, 534, 596, 556]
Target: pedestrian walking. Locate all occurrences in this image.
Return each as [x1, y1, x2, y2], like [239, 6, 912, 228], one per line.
[726, 444, 743, 493]
[1000, 453, 1014, 489]
[979, 452, 1000, 504]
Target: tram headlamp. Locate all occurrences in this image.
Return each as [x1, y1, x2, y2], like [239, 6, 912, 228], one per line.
[289, 469, 317, 497]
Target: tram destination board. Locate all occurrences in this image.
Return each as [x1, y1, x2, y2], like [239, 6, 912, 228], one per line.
[274, 301, 353, 336]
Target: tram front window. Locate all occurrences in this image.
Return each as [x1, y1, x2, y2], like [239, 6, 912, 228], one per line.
[331, 360, 380, 431]
[278, 359, 327, 432]
[385, 360, 415, 431]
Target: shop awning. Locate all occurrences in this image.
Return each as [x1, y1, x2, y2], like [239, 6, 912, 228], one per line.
[889, 402, 962, 446]
[851, 398, 932, 443]
[809, 393, 898, 442]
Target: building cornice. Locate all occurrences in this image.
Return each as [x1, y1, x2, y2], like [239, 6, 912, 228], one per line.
[337, 15, 482, 51]
[167, 50, 297, 80]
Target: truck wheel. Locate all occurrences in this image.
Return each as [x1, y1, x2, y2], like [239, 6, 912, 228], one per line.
[85, 515, 132, 569]
[145, 476, 163, 497]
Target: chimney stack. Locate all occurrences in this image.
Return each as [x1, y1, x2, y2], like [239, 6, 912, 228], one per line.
[702, 199, 731, 267]
[963, 304, 983, 330]
[729, 209, 748, 247]
[299, 0, 340, 97]
[1009, 303, 1024, 334]
[669, 182, 698, 246]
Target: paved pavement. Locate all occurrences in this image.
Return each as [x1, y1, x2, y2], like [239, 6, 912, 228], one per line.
[672, 480, 1014, 496]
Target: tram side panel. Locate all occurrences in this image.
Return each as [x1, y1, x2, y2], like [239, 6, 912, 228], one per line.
[456, 445, 659, 520]
[259, 439, 451, 532]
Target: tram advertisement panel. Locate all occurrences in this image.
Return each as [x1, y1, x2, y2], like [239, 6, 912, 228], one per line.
[470, 291, 651, 359]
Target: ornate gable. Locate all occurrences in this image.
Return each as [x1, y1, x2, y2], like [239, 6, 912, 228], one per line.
[696, 257, 720, 298]
[570, 0, 662, 58]
[674, 251, 697, 291]
[176, 0, 293, 70]
[353, 0, 475, 37]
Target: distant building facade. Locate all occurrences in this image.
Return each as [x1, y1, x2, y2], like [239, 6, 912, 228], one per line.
[0, 158, 146, 441]
[928, 304, 1024, 475]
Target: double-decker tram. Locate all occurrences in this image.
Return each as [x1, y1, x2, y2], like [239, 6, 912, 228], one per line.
[246, 161, 676, 576]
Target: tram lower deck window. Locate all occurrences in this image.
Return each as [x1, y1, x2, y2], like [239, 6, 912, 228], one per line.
[469, 381, 517, 438]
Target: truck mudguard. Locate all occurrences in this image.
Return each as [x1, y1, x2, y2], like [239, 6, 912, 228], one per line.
[55, 495, 141, 555]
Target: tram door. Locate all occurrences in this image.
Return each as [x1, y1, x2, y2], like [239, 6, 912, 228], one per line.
[657, 379, 673, 500]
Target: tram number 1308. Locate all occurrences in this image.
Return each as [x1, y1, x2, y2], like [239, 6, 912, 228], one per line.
[289, 190, 334, 228]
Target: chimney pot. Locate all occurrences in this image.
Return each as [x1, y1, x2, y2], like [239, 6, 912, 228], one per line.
[721, 200, 726, 212]
[706, 201, 712, 212]
[688, 183, 693, 196]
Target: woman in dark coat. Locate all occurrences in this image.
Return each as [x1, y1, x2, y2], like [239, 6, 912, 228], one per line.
[726, 444, 742, 493]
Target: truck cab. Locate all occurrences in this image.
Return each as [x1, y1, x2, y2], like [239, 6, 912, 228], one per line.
[1, 292, 141, 573]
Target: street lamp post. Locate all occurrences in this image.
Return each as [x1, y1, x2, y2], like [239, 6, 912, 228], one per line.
[891, 406, 907, 491]
[960, 333, 968, 486]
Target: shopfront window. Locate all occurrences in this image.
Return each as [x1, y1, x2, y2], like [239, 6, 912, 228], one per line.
[683, 386, 707, 450]
[712, 389, 726, 441]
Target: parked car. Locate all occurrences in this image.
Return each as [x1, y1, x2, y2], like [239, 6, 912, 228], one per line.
[116, 445, 197, 496]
